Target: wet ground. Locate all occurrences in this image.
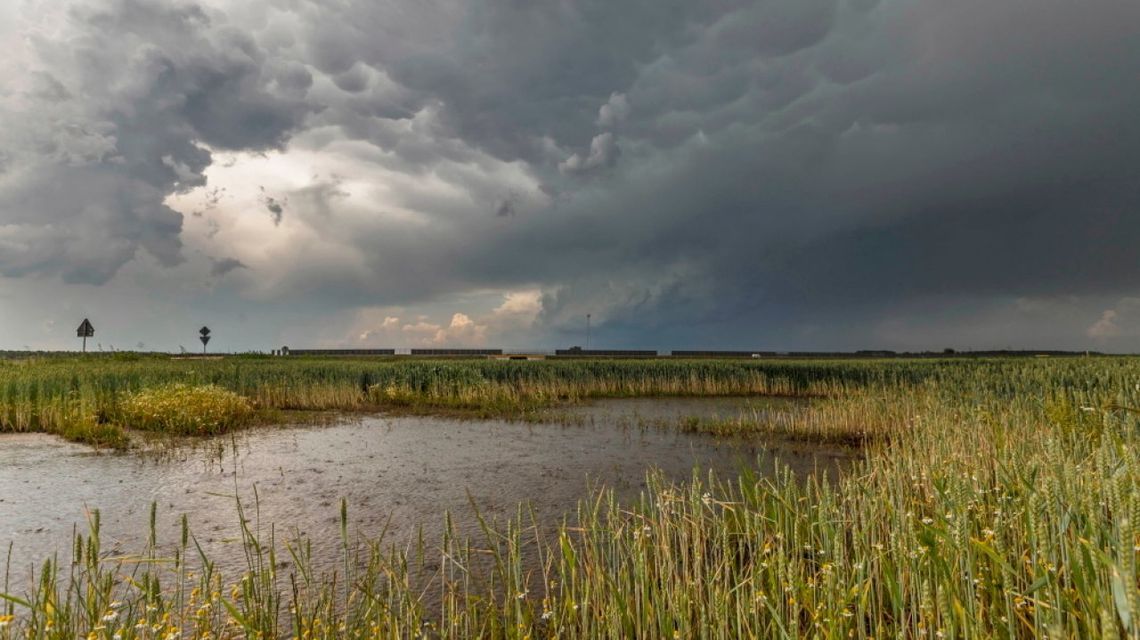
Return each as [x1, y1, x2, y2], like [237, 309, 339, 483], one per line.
[0, 397, 856, 580]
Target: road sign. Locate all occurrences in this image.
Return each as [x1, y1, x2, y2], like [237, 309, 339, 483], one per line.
[199, 326, 211, 354]
[77, 318, 94, 352]
[200, 326, 211, 337]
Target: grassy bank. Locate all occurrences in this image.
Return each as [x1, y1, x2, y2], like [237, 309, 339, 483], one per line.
[0, 355, 917, 447]
[1, 356, 1139, 637]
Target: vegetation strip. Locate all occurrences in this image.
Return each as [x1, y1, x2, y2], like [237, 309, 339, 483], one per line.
[0, 356, 1138, 637]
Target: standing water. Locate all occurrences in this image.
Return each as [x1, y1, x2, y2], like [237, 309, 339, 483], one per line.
[0, 398, 855, 578]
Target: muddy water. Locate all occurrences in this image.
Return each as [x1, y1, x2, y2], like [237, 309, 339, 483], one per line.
[0, 398, 855, 579]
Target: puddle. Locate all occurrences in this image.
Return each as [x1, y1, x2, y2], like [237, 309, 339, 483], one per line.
[0, 398, 856, 582]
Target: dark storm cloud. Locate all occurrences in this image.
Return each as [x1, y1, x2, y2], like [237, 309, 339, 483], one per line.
[290, 0, 753, 162]
[0, 0, 310, 284]
[407, 0, 1135, 344]
[259, 187, 287, 225]
[3, 0, 1140, 350]
[493, 197, 516, 218]
[210, 256, 247, 277]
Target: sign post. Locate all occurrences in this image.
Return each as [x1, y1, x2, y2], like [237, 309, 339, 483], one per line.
[76, 319, 94, 353]
[199, 326, 211, 354]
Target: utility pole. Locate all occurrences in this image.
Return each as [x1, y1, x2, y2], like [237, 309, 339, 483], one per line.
[586, 314, 591, 350]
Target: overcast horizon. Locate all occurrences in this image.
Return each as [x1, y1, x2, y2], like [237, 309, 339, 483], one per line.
[1, 0, 1138, 353]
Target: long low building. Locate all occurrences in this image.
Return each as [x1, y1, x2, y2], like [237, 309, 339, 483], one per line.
[410, 348, 503, 356]
[671, 350, 775, 358]
[554, 349, 658, 357]
[282, 348, 396, 356]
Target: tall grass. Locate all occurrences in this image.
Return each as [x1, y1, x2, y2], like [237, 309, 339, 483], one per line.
[2, 356, 1140, 637]
[0, 356, 903, 445]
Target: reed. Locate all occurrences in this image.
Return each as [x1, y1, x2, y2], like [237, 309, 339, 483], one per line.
[1, 356, 1139, 638]
[0, 356, 901, 446]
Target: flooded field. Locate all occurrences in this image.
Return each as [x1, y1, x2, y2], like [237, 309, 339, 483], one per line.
[0, 397, 854, 579]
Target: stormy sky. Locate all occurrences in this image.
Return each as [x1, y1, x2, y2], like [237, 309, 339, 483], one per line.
[1, 0, 1138, 352]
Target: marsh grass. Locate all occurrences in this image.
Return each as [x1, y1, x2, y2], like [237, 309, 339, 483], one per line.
[676, 391, 915, 446]
[0, 357, 866, 447]
[2, 356, 1140, 637]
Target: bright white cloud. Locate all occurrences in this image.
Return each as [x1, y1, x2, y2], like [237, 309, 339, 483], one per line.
[1088, 299, 1140, 340]
[342, 288, 543, 348]
[1088, 310, 1119, 339]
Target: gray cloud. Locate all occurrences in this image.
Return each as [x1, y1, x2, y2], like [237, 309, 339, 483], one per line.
[259, 187, 287, 225]
[2, 0, 1140, 351]
[210, 256, 247, 277]
[493, 197, 516, 218]
[559, 133, 620, 175]
[249, 0, 1140, 347]
[596, 93, 630, 127]
[0, 0, 310, 284]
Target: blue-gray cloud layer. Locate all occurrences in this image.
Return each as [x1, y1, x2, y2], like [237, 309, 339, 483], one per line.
[2, 0, 1139, 349]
